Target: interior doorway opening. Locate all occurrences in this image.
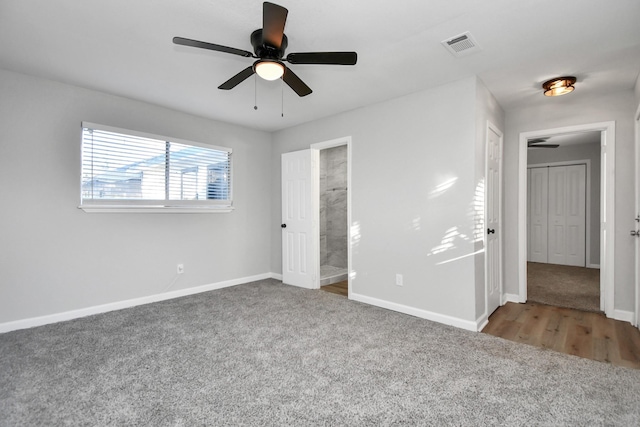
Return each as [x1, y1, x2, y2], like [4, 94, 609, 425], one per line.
[318, 145, 348, 286]
[518, 122, 616, 316]
[526, 132, 601, 312]
[311, 137, 352, 297]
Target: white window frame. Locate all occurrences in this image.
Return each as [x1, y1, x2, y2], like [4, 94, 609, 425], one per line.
[79, 122, 233, 213]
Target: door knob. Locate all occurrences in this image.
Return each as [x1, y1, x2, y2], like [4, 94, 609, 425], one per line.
[631, 230, 639, 237]
[281, 224, 287, 228]
[487, 228, 495, 234]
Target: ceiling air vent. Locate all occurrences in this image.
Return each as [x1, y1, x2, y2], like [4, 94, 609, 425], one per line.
[441, 31, 481, 57]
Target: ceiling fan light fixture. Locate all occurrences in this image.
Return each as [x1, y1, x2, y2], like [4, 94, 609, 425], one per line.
[542, 76, 576, 97]
[255, 60, 284, 81]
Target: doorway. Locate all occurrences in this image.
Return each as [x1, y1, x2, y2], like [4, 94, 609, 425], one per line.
[518, 122, 616, 316]
[318, 145, 348, 286]
[311, 137, 351, 296]
[280, 137, 352, 293]
[527, 158, 599, 312]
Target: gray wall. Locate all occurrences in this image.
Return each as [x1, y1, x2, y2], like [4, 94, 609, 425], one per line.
[504, 90, 637, 312]
[0, 69, 273, 324]
[272, 76, 504, 324]
[527, 140, 601, 266]
[320, 145, 348, 269]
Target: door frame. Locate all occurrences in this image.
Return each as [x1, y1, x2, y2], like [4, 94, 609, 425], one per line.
[635, 106, 640, 328]
[527, 160, 592, 266]
[310, 136, 352, 296]
[518, 121, 615, 316]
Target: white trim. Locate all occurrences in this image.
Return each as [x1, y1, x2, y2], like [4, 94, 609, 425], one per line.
[0, 273, 273, 334]
[270, 272, 283, 281]
[527, 159, 592, 266]
[310, 136, 352, 297]
[504, 293, 522, 304]
[611, 309, 634, 324]
[310, 149, 321, 290]
[350, 292, 480, 332]
[79, 205, 234, 213]
[518, 122, 615, 316]
[476, 316, 489, 332]
[636, 104, 640, 328]
[588, 264, 601, 269]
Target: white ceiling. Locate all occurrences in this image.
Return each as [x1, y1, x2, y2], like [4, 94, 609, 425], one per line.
[1, 0, 639, 132]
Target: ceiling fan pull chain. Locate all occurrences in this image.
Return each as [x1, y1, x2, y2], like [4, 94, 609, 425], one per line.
[281, 77, 284, 117]
[254, 74, 258, 110]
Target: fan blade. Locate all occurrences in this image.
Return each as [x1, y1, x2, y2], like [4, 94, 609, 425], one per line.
[528, 144, 560, 148]
[283, 66, 312, 97]
[287, 52, 358, 65]
[263, 2, 288, 48]
[218, 66, 255, 90]
[527, 138, 550, 144]
[173, 37, 253, 58]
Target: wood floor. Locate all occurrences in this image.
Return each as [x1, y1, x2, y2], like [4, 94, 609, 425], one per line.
[319, 281, 640, 369]
[320, 280, 348, 297]
[483, 301, 640, 369]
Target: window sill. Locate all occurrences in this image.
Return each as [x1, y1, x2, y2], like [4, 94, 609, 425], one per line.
[79, 205, 234, 214]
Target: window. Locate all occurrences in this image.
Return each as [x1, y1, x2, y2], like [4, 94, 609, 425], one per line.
[80, 122, 232, 212]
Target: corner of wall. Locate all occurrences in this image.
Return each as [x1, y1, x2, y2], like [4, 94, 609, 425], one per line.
[634, 71, 640, 104]
[473, 76, 506, 321]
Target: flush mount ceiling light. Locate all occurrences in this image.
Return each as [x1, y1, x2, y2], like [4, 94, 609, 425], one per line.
[542, 76, 576, 97]
[254, 60, 285, 81]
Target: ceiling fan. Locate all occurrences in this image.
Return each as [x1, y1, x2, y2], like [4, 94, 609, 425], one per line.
[173, 2, 358, 97]
[527, 137, 559, 148]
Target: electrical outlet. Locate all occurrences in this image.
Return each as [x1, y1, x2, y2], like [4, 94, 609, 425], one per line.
[177, 264, 184, 274]
[395, 274, 403, 287]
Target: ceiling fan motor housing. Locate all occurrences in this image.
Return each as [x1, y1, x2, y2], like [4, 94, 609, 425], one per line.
[251, 29, 287, 59]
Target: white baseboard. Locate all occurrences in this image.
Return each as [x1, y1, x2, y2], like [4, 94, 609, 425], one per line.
[350, 292, 478, 332]
[587, 264, 600, 269]
[476, 315, 489, 332]
[610, 309, 634, 324]
[270, 273, 283, 281]
[503, 293, 522, 304]
[0, 273, 275, 334]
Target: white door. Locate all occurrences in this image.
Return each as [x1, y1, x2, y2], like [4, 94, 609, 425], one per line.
[528, 167, 549, 263]
[486, 124, 502, 315]
[281, 150, 315, 289]
[548, 165, 586, 266]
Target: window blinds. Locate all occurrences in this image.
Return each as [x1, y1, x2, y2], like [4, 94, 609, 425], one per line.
[81, 123, 232, 209]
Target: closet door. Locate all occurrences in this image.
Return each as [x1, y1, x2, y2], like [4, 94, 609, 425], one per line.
[548, 165, 586, 266]
[529, 167, 548, 263]
[564, 165, 587, 266]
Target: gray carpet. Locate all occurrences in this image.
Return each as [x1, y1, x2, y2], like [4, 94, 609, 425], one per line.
[1, 279, 639, 426]
[528, 262, 601, 312]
